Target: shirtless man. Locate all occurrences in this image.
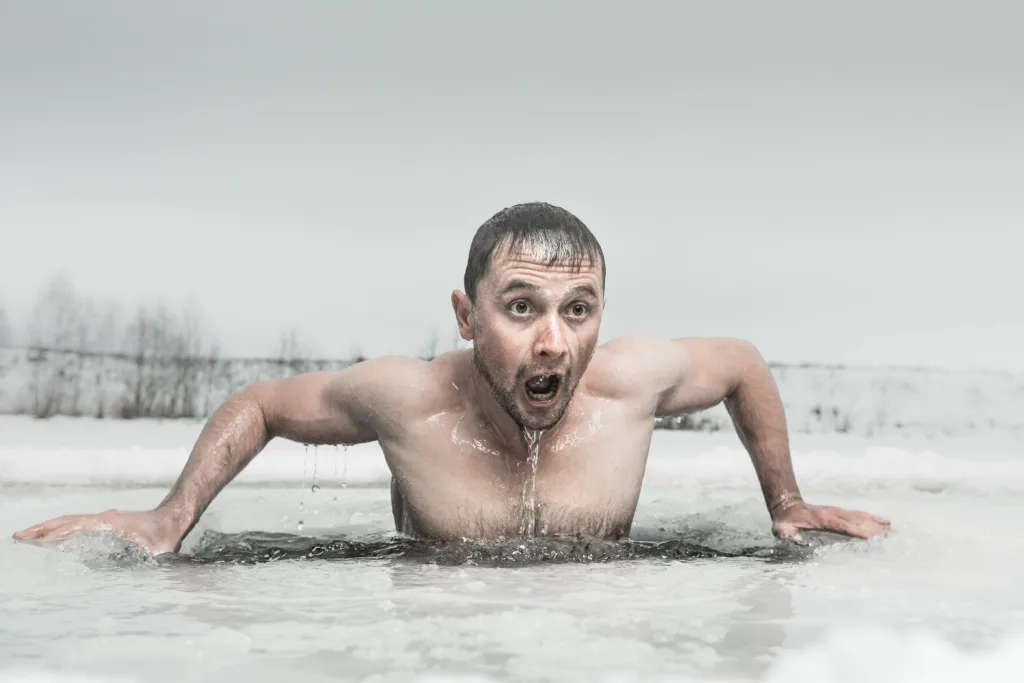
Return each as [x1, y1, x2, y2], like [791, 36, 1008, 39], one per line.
[13, 202, 890, 555]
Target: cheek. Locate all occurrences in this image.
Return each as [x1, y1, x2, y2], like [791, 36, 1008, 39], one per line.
[476, 324, 521, 367]
[479, 316, 528, 353]
[572, 325, 600, 362]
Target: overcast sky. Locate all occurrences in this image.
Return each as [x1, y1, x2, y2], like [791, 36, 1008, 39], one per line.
[1, 1, 1021, 371]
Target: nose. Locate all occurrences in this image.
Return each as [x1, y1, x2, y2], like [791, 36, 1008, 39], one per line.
[533, 314, 568, 359]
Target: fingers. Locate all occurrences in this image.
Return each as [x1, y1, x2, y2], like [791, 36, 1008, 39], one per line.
[12, 515, 107, 544]
[872, 514, 892, 528]
[12, 515, 79, 540]
[773, 506, 892, 543]
[835, 507, 891, 528]
[818, 509, 891, 539]
[831, 517, 877, 539]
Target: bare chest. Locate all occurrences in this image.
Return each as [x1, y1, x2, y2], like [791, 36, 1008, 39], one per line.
[382, 407, 655, 541]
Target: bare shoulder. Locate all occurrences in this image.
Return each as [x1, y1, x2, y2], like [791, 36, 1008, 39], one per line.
[326, 352, 462, 417]
[249, 353, 463, 447]
[584, 335, 759, 413]
[583, 336, 691, 403]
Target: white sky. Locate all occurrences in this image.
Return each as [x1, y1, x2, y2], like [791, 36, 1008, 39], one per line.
[1, 1, 1022, 371]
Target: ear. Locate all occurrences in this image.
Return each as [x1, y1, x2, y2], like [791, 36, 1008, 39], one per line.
[451, 290, 475, 341]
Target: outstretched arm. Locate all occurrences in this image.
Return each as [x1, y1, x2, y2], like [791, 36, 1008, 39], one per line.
[632, 336, 889, 541]
[154, 365, 382, 543]
[13, 356, 420, 554]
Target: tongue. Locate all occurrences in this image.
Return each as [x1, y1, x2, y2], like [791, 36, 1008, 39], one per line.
[526, 375, 556, 393]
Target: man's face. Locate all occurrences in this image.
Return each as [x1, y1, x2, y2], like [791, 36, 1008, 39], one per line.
[456, 247, 604, 431]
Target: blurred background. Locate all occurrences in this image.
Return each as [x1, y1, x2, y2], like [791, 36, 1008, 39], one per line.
[2, 0, 1021, 371]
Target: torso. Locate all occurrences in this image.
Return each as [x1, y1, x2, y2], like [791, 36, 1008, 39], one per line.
[375, 348, 660, 542]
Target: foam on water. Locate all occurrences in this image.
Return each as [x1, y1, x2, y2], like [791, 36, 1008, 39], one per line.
[3, 418, 1023, 682]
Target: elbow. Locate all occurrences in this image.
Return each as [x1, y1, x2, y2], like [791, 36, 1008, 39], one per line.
[221, 381, 276, 436]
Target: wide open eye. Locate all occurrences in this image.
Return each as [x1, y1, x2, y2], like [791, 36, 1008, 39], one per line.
[509, 300, 531, 316]
[568, 302, 589, 318]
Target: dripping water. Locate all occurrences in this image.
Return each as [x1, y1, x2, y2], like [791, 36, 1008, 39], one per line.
[520, 429, 543, 538]
[298, 444, 309, 532]
[332, 445, 339, 504]
[341, 445, 349, 489]
[330, 444, 350, 528]
[311, 446, 320, 493]
[332, 445, 349, 505]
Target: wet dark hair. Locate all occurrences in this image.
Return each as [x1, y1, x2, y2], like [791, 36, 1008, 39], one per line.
[463, 202, 606, 302]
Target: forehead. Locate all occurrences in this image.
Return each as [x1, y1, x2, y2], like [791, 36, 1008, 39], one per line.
[482, 245, 603, 292]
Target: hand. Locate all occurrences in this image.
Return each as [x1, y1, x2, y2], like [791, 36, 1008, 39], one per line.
[771, 502, 891, 543]
[12, 508, 185, 556]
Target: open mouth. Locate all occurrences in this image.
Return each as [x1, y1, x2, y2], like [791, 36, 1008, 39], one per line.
[524, 373, 563, 405]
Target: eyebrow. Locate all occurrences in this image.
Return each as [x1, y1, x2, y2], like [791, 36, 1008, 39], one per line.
[499, 280, 599, 299]
[567, 284, 600, 299]
[499, 280, 540, 295]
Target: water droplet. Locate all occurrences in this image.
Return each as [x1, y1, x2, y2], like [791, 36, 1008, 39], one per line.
[300, 444, 310, 514]
[297, 520, 304, 532]
[311, 484, 320, 493]
[341, 445, 349, 489]
[311, 445, 320, 492]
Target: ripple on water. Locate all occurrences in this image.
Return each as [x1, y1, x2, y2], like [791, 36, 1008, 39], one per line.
[136, 528, 829, 568]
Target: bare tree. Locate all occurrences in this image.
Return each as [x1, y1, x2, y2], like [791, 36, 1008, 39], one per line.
[274, 328, 309, 375]
[26, 273, 90, 417]
[89, 301, 125, 355]
[199, 339, 222, 418]
[273, 327, 326, 375]
[119, 301, 219, 419]
[27, 272, 82, 350]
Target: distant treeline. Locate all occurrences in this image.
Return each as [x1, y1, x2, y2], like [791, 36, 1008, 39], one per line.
[2, 273, 1023, 437]
[0, 272, 368, 420]
[0, 345, 718, 429]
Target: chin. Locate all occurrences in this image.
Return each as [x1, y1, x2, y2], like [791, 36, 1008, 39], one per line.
[515, 399, 571, 432]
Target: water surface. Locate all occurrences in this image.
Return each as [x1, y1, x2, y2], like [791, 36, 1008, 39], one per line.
[2, 419, 1023, 682]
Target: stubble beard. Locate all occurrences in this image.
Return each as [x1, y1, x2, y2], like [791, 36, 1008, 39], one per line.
[472, 349, 573, 432]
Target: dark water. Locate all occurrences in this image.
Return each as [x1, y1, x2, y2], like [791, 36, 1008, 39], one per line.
[152, 529, 819, 567]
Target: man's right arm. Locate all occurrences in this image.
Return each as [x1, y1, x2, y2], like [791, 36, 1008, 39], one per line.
[156, 364, 385, 544]
[13, 356, 422, 554]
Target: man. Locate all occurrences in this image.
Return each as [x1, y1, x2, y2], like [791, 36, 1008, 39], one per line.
[13, 202, 890, 555]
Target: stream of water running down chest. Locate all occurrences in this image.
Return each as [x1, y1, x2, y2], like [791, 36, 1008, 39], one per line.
[520, 429, 543, 537]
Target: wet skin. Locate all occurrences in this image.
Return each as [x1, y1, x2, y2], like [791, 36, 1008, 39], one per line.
[12, 249, 891, 554]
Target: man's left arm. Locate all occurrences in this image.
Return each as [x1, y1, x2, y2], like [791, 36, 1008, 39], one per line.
[650, 336, 890, 542]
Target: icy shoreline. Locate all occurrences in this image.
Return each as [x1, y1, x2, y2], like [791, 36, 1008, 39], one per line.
[1, 346, 1022, 439]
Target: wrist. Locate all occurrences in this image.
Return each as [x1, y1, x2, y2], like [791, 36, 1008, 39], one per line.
[768, 491, 804, 519]
[155, 498, 198, 539]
